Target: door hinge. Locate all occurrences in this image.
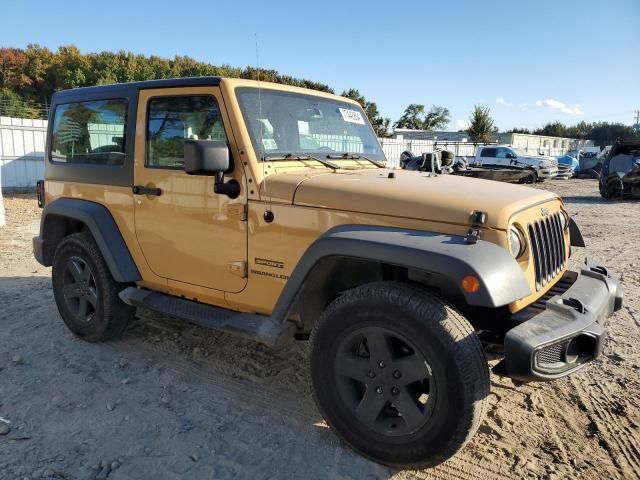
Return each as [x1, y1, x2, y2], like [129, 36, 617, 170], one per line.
[227, 203, 248, 221]
[227, 261, 248, 278]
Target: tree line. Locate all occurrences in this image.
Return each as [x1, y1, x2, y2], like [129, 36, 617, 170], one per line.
[507, 120, 637, 147]
[1, 45, 636, 145]
[466, 105, 637, 146]
[0, 44, 449, 137]
[0, 44, 333, 115]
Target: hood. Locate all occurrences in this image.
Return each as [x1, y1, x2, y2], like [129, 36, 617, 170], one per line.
[520, 154, 557, 165]
[264, 168, 557, 230]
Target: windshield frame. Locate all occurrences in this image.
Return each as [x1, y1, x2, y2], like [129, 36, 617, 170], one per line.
[234, 86, 387, 163]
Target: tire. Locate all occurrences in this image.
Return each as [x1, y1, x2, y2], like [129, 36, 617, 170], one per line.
[310, 282, 489, 468]
[599, 180, 608, 198]
[519, 172, 536, 184]
[52, 232, 135, 342]
[440, 150, 455, 167]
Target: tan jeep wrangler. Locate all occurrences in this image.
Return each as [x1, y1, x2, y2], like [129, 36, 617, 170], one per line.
[33, 77, 623, 468]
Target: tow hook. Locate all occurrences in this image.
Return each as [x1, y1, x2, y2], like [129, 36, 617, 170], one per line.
[558, 297, 587, 314]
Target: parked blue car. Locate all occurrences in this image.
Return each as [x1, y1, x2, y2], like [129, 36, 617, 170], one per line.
[557, 153, 580, 176]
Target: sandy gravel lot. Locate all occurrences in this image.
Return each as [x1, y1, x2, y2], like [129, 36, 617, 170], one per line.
[0, 180, 639, 480]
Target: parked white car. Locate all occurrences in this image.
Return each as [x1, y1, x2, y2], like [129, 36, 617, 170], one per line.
[475, 145, 558, 181]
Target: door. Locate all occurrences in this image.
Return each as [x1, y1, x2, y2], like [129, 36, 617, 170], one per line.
[133, 87, 248, 293]
[478, 147, 497, 166]
[495, 147, 511, 166]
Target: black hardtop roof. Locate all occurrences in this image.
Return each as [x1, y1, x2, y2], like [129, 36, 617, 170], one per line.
[52, 76, 222, 101]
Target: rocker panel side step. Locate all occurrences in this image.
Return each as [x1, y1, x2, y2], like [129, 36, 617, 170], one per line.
[119, 287, 295, 347]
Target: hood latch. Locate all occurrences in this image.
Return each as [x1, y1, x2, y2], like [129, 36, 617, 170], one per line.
[466, 211, 487, 244]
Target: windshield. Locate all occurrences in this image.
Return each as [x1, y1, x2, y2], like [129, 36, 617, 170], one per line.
[235, 87, 386, 162]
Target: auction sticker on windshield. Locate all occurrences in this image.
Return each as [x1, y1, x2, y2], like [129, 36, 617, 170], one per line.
[262, 138, 278, 150]
[339, 108, 365, 125]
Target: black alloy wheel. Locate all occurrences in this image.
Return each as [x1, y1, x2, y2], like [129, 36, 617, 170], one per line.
[61, 256, 98, 323]
[333, 326, 435, 437]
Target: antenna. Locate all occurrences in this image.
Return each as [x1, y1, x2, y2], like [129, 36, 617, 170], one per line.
[255, 33, 273, 221]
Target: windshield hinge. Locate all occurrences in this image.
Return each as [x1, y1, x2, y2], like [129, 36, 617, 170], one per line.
[227, 203, 248, 221]
[227, 261, 248, 278]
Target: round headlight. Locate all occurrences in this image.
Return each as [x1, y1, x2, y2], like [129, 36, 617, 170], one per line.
[559, 210, 569, 230]
[509, 227, 524, 258]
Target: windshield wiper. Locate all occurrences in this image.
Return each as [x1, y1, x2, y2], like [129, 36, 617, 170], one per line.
[262, 153, 339, 170]
[326, 153, 385, 168]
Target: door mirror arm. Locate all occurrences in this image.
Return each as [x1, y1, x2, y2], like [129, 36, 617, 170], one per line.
[214, 175, 240, 198]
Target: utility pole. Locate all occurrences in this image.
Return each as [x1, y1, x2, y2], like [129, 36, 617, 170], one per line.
[635, 110, 640, 132]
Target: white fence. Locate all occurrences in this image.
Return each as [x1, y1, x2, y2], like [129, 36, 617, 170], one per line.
[379, 139, 480, 168]
[0, 117, 47, 190]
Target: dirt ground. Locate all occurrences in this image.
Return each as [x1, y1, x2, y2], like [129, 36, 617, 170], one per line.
[0, 180, 639, 480]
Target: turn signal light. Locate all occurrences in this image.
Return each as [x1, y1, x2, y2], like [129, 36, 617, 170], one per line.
[462, 275, 481, 293]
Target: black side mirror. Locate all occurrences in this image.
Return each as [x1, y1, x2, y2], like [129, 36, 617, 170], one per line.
[184, 140, 230, 174]
[506, 152, 516, 159]
[184, 140, 240, 198]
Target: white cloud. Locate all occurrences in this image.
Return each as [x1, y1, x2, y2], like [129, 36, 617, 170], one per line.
[496, 97, 528, 109]
[535, 98, 583, 115]
[454, 119, 470, 130]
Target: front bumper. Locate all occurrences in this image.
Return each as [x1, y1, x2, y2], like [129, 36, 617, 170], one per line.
[538, 166, 559, 178]
[503, 263, 623, 382]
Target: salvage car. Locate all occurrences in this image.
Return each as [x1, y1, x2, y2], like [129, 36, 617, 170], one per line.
[34, 77, 623, 468]
[599, 138, 640, 199]
[474, 145, 558, 181]
[400, 150, 536, 183]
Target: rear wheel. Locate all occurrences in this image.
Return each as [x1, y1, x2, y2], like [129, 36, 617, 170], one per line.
[52, 232, 134, 341]
[310, 282, 489, 468]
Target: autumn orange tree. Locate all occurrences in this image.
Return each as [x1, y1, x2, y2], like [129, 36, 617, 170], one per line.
[0, 44, 334, 118]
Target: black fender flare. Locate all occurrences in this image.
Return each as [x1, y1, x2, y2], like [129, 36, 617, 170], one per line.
[271, 225, 531, 323]
[34, 198, 141, 282]
[569, 218, 585, 247]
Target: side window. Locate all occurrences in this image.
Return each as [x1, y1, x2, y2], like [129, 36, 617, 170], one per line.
[50, 99, 127, 165]
[496, 147, 509, 159]
[146, 95, 227, 168]
[481, 148, 496, 158]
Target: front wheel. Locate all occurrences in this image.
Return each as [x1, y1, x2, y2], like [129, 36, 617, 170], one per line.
[310, 282, 489, 468]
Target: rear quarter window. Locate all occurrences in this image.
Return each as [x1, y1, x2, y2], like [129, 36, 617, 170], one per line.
[480, 148, 496, 158]
[50, 99, 128, 165]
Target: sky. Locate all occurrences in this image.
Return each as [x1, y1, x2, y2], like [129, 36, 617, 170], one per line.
[1, 0, 639, 131]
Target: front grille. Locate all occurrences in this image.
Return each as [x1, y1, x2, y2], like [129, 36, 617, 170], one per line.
[528, 212, 567, 291]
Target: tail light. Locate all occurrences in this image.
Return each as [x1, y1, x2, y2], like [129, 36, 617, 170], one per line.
[36, 180, 45, 208]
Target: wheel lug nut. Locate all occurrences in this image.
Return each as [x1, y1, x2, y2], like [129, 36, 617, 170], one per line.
[368, 371, 376, 378]
[392, 387, 399, 395]
[375, 386, 383, 395]
[378, 361, 385, 368]
[393, 370, 402, 379]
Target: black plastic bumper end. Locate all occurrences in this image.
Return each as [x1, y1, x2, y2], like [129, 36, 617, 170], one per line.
[504, 263, 621, 382]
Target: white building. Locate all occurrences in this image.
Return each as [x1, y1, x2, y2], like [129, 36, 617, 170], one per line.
[392, 129, 594, 157]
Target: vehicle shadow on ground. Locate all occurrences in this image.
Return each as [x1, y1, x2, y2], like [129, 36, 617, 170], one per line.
[1, 275, 406, 479]
[1, 275, 501, 478]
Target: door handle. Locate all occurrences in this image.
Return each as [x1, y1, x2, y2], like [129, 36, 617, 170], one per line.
[133, 185, 162, 196]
